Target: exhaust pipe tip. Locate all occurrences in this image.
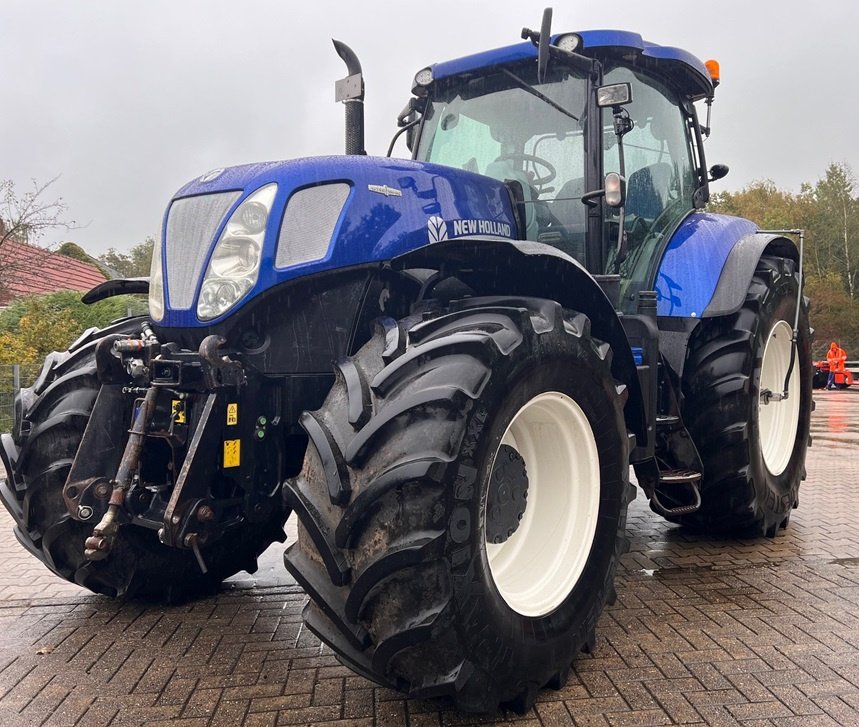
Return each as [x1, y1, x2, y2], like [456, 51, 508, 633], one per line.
[333, 39, 366, 156]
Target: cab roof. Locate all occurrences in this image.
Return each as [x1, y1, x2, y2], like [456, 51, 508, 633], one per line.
[429, 29, 714, 101]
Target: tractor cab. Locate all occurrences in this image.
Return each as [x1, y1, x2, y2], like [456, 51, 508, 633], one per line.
[410, 25, 717, 312]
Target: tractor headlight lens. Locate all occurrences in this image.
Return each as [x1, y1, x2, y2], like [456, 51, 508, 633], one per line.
[238, 201, 268, 234]
[414, 67, 433, 86]
[197, 183, 277, 321]
[148, 240, 165, 322]
[555, 33, 581, 53]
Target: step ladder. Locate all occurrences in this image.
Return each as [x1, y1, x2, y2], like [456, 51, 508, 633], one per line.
[651, 467, 702, 516]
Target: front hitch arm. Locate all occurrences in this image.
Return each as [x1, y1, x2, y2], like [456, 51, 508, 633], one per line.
[84, 386, 158, 560]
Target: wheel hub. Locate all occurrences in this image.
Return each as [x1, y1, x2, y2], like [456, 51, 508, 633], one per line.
[485, 391, 601, 617]
[486, 445, 529, 543]
[758, 319, 801, 476]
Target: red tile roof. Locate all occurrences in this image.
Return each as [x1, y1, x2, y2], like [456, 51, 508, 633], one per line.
[0, 238, 107, 304]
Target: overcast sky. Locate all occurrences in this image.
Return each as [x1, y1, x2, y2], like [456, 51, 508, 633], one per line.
[2, 0, 856, 256]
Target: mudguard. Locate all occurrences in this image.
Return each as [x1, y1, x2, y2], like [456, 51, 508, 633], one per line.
[394, 238, 648, 448]
[654, 212, 799, 318]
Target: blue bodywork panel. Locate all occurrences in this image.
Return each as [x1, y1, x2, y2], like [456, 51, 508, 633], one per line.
[654, 213, 757, 318]
[430, 30, 713, 100]
[160, 156, 516, 327]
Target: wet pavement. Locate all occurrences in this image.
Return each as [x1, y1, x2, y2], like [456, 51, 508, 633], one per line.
[0, 388, 857, 726]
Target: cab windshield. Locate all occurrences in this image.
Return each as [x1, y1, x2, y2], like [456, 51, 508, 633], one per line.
[416, 63, 590, 263]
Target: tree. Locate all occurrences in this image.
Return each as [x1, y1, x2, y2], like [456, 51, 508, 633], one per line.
[0, 177, 76, 297]
[98, 237, 155, 278]
[0, 177, 73, 246]
[708, 179, 805, 231]
[58, 241, 113, 278]
[0, 291, 148, 364]
[806, 163, 859, 298]
[803, 271, 859, 355]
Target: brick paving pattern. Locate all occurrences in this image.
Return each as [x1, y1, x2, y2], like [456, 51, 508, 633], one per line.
[0, 389, 857, 726]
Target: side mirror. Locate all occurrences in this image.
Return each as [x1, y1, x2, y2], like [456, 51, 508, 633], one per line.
[708, 163, 729, 182]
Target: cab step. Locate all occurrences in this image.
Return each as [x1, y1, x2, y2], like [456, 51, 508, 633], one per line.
[651, 468, 702, 516]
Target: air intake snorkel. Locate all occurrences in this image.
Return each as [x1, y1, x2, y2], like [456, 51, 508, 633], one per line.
[333, 39, 366, 155]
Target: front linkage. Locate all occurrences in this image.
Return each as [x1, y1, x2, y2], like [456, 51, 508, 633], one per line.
[64, 322, 283, 573]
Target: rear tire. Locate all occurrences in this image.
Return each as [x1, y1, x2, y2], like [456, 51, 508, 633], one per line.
[678, 255, 812, 535]
[1, 319, 286, 602]
[284, 298, 632, 712]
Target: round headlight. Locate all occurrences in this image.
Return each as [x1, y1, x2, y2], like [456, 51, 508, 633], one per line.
[198, 278, 253, 320]
[238, 201, 268, 234]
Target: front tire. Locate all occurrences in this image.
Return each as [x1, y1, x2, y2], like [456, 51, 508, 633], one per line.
[284, 298, 632, 712]
[679, 255, 812, 535]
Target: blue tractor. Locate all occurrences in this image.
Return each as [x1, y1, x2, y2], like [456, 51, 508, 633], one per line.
[0, 9, 811, 713]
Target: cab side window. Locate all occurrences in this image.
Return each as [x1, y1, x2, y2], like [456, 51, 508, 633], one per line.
[602, 65, 697, 297]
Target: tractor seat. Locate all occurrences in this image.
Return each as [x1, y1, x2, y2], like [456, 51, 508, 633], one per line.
[626, 162, 673, 221]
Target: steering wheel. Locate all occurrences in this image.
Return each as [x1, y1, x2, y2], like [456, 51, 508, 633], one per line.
[494, 153, 557, 188]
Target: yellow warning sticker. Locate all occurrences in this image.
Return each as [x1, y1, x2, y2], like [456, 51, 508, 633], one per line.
[171, 399, 186, 424]
[227, 403, 238, 426]
[223, 439, 241, 468]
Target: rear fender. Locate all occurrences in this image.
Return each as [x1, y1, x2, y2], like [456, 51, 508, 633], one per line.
[393, 238, 647, 447]
[654, 212, 799, 318]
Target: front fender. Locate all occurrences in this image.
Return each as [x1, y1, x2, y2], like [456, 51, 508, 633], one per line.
[654, 212, 799, 318]
[394, 238, 647, 447]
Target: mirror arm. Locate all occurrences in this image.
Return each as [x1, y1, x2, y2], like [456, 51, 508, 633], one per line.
[386, 117, 421, 158]
[581, 188, 605, 207]
[548, 45, 596, 74]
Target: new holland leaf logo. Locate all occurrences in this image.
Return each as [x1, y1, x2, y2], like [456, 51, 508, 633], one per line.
[427, 216, 448, 243]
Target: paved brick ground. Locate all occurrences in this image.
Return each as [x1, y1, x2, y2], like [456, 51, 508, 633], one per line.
[0, 389, 857, 726]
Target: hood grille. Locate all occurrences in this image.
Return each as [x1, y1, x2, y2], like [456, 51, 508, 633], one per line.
[165, 191, 241, 310]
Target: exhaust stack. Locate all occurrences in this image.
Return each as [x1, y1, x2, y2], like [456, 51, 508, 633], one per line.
[333, 40, 366, 155]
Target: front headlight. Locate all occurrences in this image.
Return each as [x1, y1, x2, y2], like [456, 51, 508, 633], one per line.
[197, 183, 277, 321]
[148, 240, 165, 321]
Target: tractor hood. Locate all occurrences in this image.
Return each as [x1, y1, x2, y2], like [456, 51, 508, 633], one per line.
[155, 155, 517, 328]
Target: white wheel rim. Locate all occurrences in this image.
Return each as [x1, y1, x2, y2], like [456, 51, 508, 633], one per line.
[758, 320, 801, 476]
[485, 391, 600, 617]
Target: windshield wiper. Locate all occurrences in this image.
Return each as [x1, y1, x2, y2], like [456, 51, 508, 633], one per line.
[501, 68, 580, 122]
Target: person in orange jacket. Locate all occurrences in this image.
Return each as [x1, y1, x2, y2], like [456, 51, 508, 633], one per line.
[825, 342, 849, 389]
[826, 342, 841, 389]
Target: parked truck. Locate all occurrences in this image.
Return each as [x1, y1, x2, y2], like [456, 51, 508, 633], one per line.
[0, 9, 811, 713]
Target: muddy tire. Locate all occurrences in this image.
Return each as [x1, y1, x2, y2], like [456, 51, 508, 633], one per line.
[678, 255, 812, 535]
[0, 319, 286, 602]
[283, 298, 632, 712]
